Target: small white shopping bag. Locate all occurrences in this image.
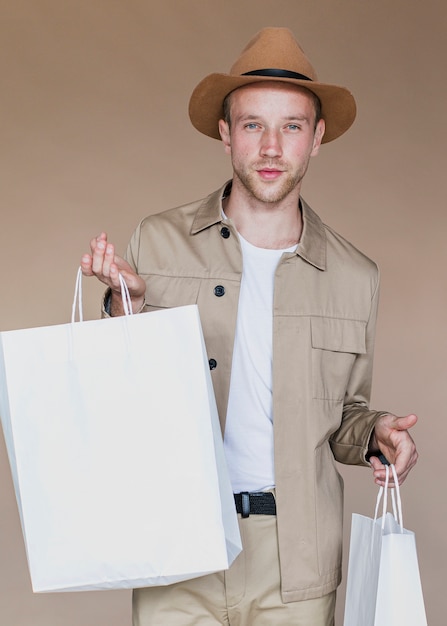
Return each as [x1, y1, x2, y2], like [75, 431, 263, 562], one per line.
[343, 465, 427, 626]
[0, 269, 241, 592]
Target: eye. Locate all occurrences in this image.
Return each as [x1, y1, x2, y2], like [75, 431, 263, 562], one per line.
[286, 123, 301, 131]
[244, 122, 260, 130]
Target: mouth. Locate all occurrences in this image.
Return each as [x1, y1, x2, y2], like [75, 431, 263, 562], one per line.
[256, 168, 285, 181]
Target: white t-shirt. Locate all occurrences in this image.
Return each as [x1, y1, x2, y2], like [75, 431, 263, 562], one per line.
[223, 233, 297, 493]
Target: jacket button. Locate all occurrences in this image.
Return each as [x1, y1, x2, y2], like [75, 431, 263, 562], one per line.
[214, 285, 225, 297]
[209, 358, 217, 370]
[220, 226, 230, 239]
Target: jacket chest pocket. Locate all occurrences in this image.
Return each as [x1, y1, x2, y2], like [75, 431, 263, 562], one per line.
[143, 275, 201, 311]
[310, 317, 366, 401]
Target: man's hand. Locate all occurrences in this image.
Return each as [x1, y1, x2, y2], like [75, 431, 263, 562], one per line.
[368, 413, 418, 487]
[81, 232, 146, 315]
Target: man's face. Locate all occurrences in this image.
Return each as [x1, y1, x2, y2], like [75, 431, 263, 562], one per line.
[218, 82, 325, 205]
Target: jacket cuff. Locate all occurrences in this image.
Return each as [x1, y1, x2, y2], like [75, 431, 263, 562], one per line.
[101, 288, 146, 318]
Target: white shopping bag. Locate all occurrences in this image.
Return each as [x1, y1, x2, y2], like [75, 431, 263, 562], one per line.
[0, 269, 241, 593]
[343, 465, 427, 626]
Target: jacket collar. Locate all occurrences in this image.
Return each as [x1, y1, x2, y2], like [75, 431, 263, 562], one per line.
[191, 181, 327, 271]
[298, 198, 327, 270]
[190, 183, 229, 234]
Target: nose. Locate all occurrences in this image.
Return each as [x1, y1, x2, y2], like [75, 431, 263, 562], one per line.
[260, 129, 282, 158]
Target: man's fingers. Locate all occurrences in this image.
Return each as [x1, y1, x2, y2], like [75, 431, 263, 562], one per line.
[90, 239, 114, 277]
[82, 233, 123, 291]
[80, 253, 94, 276]
[101, 242, 117, 278]
[82, 234, 146, 302]
[89, 232, 107, 253]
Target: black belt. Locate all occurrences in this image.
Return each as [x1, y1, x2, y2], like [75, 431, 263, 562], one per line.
[234, 491, 276, 518]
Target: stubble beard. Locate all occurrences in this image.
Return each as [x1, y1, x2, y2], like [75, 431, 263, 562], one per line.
[233, 160, 308, 205]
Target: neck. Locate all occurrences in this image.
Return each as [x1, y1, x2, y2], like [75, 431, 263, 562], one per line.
[222, 182, 303, 250]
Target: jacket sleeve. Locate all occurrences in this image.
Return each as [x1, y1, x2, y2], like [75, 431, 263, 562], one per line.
[329, 267, 390, 466]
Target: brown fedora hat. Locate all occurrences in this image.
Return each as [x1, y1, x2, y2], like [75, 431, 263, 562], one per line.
[188, 27, 356, 143]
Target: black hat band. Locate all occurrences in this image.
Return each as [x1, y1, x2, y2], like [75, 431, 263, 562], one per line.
[242, 68, 312, 81]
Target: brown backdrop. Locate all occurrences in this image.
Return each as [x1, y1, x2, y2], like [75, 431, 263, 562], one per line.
[0, 1, 445, 624]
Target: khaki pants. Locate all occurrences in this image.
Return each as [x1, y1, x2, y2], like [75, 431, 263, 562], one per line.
[133, 514, 336, 625]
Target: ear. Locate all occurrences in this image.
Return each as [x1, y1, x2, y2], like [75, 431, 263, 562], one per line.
[311, 119, 325, 157]
[218, 119, 231, 154]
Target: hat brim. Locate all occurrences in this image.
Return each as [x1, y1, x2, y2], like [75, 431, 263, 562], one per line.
[189, 73, 357, 143]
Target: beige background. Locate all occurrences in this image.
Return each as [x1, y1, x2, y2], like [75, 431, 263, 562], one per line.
[0, 1, 445, 624]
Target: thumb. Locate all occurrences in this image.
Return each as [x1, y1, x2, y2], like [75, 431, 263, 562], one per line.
[393, 413, 418, 431]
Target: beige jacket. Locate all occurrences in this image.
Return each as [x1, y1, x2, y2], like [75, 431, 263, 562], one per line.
[124, 183, 388, 602]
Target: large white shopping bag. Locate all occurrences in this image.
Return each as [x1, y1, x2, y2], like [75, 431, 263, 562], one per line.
[343, 465, 427, 626]
[0, 269, 241, 592]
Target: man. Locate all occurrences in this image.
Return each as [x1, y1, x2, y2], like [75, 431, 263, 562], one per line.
[81, 27, 418, 626]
